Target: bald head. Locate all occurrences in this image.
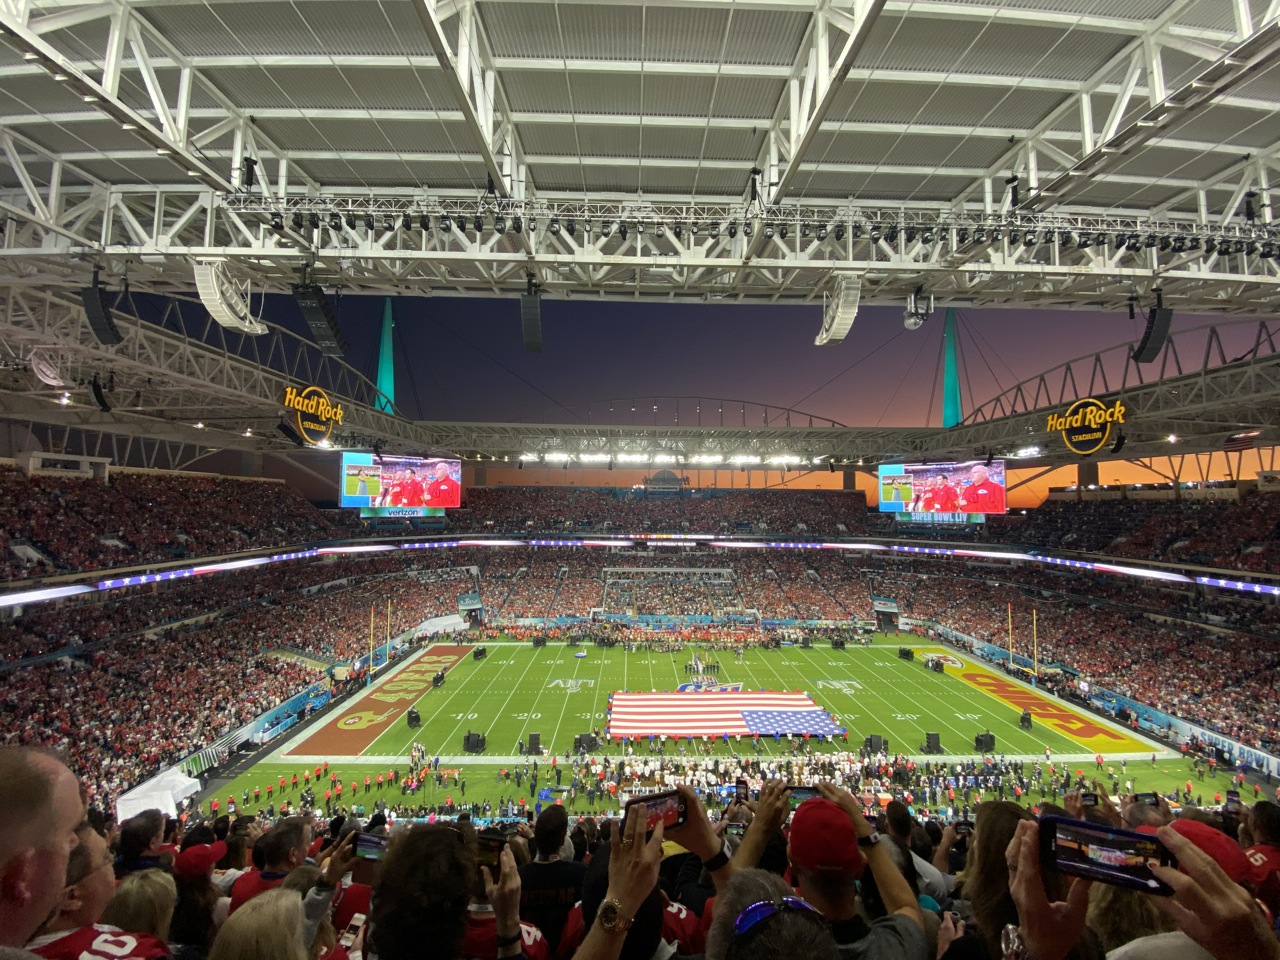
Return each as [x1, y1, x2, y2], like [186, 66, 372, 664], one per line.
[0, 747, 85, 946]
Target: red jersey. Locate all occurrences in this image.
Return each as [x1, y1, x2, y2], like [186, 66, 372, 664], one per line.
[460, 905, 550, 960]
[958, 480, 1005, 513]
[29, 926, 170, 960]
[427, 476, 460, 507]
[1246, 843, 1280, 915]
[228, 869, 289, 914]
[400, 478, 426, 507]
[555, 900, 703, 960]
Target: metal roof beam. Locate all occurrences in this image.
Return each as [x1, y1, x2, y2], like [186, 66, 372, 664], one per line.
[413, 0, 529, 201]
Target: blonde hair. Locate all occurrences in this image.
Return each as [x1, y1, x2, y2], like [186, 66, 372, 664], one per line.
[100, 869, 177, 943]
[208, 888, 307, 960]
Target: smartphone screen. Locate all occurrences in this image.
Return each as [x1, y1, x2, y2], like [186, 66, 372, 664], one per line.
[1039, 815, 1175, 895]
[624, 789, 686, 831]
[786, 785, 820, 809]
[735, 779, 749, 803]
[476, 833, 506, 872]
[1224, 790, 1241, 813]
[1134, 792, 1159, 806]
[1081, 792, 1099, 807]
[954, 820, 973, 836]
[339, 914, 366, 949]
[725, 823, 746, 836]
[354, 832, 388, 861]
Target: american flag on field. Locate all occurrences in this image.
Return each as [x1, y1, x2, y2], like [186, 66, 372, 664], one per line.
[607, 691, 842, 738]
[1223, 431, 1260, 452]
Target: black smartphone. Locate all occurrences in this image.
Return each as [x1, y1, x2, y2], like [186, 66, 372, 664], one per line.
[1224, 790, 1241, 813]
[725, 823, 746, 836]
[786, 785, 820, 809]
[735, 779, 749, 803]
[1134, 792, 1159, 806]
[1081, 792, 1099, 807]
[1039, 815, 1175, 895]
[624, 789, 687, 832]
[954, 820, 974, 837]
[354, 831, 388, 861]
[476, 831, 506, 872]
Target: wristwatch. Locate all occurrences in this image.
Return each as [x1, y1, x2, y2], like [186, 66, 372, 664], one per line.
[857, 831, 880, 848]
[1001, 924, 1046, 960]
[598, 898, 634, 934]
[703, 839, 733, 872]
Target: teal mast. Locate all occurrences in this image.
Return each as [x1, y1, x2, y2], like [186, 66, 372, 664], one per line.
[375, 297, 395, 412]
[941, 308, 963, 428]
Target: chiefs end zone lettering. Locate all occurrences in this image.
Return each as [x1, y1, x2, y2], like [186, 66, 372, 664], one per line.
[963, 673, 1127, 742]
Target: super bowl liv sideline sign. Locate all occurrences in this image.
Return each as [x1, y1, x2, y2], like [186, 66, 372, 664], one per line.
[282, 384, 345, 445]
[1047, 398, 1126, 456]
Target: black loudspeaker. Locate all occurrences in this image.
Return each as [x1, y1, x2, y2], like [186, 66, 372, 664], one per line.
[89, 377, 112, 412]
[898, 647, 915, 661]
[832, 639, 846, 650]
[463, 732, 486, 753]
[866, 734, 884, 753]
[81, 285, 123, 346]
[532, 637, 546, 648]
[925, 732, 941, 754]
[574, 733, 598, 753]
[292, 284, 347, 356]
[520, 294, 543, 353]
[527, 733, 540, 754]
[1132, 307, 1172, 363]
[800, 636, 812, 649]
[974, 733, 996, 752]
[406, 707, 421, 729]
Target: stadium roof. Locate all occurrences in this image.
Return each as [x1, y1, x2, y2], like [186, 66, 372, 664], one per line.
[1, 0, 1279, 471]
[0, 0, 1277, 311]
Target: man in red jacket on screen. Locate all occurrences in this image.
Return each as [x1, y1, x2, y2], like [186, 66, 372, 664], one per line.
[427, 461, 460, 507]
[957, 463, 1006, 513]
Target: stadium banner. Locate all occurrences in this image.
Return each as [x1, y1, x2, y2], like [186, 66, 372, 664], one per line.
[877, 459, 1007, 515]
[871, 595, 899, 614]
[1088, 687, 1279, 777]
[339, 451, 462, 515]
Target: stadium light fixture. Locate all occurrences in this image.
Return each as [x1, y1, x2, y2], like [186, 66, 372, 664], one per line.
[328, 212, 342, 231]
[601, 221, 612, 237]
[420, 214, 431, 231]
[617, 453, 650, 462]
[727, 222, 738, 238]
[652, 453, 678, 463]
[579, 453, 611, 462]
[544, 452, 572, 462]
[833, 223, 845, 241]
[402, 213, 413, 231]
[519, 453, 539, 461]
[494, 216, 506, 234]
[816, 224, 828, 241]
[692, 454, 723, 464]
[730, 454, 762, 464]
[1167, 434, 1178, 443]
[58, 391, 70, 405]
[194, 421, 204, 429]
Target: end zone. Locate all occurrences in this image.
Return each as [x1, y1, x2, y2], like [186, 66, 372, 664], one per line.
[283, 645, 471, 757]
[922, 648, 1154, 754]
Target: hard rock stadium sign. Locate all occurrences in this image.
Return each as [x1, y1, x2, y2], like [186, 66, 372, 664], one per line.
[282, 385, 345, 445]
[1047, 398, 1126, 457]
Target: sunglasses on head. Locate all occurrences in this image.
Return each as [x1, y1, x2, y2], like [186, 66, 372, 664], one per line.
[732, 897, 826, 940]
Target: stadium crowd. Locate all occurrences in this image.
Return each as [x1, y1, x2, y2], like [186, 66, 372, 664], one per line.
[4, 745, 1279, 960]
[0, 467, 335, 581]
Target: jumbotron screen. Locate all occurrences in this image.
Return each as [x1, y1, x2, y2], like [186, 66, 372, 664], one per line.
[340, 452, 462, 517]
[877, 459, 1007, 516]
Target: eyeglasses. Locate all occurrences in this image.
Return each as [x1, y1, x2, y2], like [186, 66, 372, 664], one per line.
[732, 897, 825, 939]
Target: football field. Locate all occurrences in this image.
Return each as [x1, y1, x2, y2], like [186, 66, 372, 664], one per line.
[198, 634, 1221, 815]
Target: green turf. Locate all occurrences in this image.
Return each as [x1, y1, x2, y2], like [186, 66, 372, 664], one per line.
[198, 636, 1256, 816]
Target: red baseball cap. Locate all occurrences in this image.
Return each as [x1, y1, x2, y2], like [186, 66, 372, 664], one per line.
[1142, 820, 1256, 887]
[174, 841, 227, 882]
[788, 798, 864, 878]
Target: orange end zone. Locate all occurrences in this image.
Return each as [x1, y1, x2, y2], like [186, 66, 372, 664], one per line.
[922, 648, 1151, 753]
[283, 645, 471, 757]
